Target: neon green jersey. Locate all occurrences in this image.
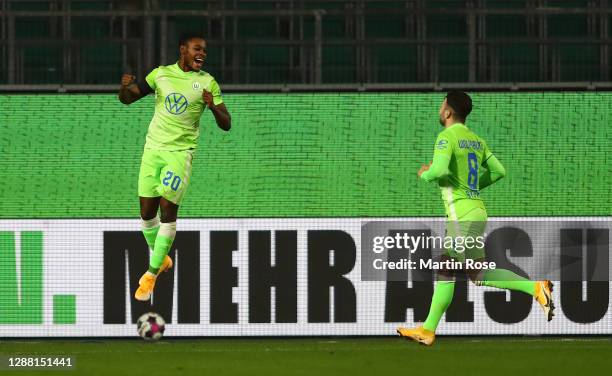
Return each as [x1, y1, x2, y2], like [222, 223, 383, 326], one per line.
[421, 123, 494, 217]
[144, 62, 223, 151]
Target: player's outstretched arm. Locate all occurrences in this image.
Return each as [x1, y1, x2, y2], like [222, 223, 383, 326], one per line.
[118, 74, 147, 105]
[479, 154, 506, 189]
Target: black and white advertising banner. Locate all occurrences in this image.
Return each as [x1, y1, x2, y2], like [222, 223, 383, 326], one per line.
[0, 218, 610, 337]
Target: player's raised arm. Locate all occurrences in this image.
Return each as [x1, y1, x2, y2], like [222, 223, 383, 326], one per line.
[118, 73, 151, 105]
[203, 92, 231, 131]
[202, 80, 231, 131]
[479, 153, 506, 189]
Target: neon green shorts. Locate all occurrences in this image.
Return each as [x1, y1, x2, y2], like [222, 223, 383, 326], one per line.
[138, 148, 194, 205]
[445, 201, 488, 261]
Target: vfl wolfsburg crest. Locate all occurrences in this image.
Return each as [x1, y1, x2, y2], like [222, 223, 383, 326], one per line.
[164, 93, 188, 115]
[192, 82, 201, 91]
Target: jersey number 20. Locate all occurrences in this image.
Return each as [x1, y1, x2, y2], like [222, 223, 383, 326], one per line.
[162, 171, 182, 191]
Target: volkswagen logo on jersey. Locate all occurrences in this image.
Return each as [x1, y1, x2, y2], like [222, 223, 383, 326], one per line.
[165, 93, 188, 115]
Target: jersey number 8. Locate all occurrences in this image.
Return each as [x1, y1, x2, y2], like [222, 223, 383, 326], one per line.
[467, 152, 478, 190]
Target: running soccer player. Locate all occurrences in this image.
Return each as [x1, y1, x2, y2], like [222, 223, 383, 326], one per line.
[397, 91, 553, 346]
[118, 33, 231, 301]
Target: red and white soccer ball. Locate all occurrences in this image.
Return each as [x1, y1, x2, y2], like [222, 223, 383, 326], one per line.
[136, 312, 166, 341]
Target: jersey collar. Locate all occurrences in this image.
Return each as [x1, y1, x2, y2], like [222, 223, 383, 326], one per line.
[174, 61, 202, 75]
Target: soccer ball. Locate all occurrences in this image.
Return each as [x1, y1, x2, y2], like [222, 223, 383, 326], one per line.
[136, 312, 166, 341]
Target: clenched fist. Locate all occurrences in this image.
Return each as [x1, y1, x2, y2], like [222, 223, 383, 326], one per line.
[202, 89, 214, 108]
[417, 162, 432, 178]
[121, 74, 136, 88]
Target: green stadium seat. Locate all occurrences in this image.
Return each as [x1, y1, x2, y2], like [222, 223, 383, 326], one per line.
[323, 15, 347, 38]
[72, 18, 111, 39]
[244, 45, 290, 83]
[371, 45, 417, 83]
[237, 18, 278, 39]
[364, 1, 406, 38]
[486, 15, 528, 38]
[485, 0, 528, 8]
[496, 44, 539, 82]
[171, 17, 208, 38]
[558, 45, 600, 81]
[2, 0, 609, 84]
[365, 15, 405, 38]
[70, 1, 109, 10]
[9, 1, 49, 11]
[301, 1, 346, 39]
[438, 44, 468, 82]
[21, 45, 63, 84]
[15, 17, 50, 39]
[78, 45, 122, 84]
[231, 1, 282, 39]
[323, 46, 356, 83]
[548, 15, 588, 38]
[0, 47, 5, 84]
[162, 1, 204, 10]
[301, 1, 347, 10]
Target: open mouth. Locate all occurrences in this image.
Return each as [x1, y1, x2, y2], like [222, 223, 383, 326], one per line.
[193, 57, 204, 68]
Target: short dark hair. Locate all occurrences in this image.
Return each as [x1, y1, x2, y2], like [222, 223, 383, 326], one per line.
[445, 91, 472, 121]
[179, 32, 205, 47]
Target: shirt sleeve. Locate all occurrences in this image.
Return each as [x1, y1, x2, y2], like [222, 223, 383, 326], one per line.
[482, 140, 493, 162]
[144, 68, 159, 91]
[420, 153, 451, 182]
[420, 131, 452, 182]
[137, 80, 153, 96]
[433, 130, 453, 159]
[209, 79, 224, 105]
[479, 152, 506, 189]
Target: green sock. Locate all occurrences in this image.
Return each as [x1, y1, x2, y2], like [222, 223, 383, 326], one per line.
[423, 281, 455, 332]
[148, 235, 173, 274]
[481, 269, 536, 296]
[148, 222, 176, 275]
[141, 216, 160, 251]
[142, 226, 159, 251]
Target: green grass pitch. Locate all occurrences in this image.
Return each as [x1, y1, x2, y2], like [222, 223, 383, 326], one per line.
[0, 337, 610, 375]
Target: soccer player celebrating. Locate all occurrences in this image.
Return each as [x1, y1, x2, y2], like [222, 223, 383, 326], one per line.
[118, 33, 231, 301]
[397, 91, 553, 346]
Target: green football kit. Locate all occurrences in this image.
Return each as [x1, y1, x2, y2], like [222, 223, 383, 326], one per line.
[420, 122, 506, 260]
[419, 122, 537, 333]
[420, 122, 505, 221]
[135, 62, 224, 276]
[137, 62, 223, 205]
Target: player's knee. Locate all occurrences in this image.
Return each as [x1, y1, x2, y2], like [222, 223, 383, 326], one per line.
[139, 199, 159, 220]
[160, 213, 177, 223]
[160, 209, 177, 223]
[159, 200, 179, 222]
[140, 205, 157, 219]
[141, 210, 156, 221]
